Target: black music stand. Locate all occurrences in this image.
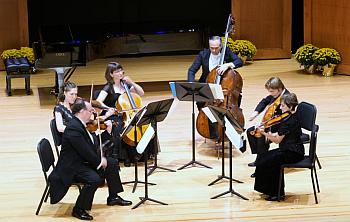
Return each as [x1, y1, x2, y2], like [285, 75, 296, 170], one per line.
[121, 106, 156, 193]
[175, 82, 214, 170]
[132, 99, 174, 209]
[143, 98, 176, 176]
[206, 105, 248, 200]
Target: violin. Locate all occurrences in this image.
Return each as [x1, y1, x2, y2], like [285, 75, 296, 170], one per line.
[250, 112, 290, 137]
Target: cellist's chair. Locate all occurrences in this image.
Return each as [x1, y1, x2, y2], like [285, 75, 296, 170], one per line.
[297, 101, 322, 169]
[49, 119, 61, 157]
[36, 138, 82, 215]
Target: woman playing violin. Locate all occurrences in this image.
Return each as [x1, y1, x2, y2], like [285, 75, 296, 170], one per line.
[246, 77, 290, 171]
[254, 93, 304, 201]
[96, 62, 147, 166]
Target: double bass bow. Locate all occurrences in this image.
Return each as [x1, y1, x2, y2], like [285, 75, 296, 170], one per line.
[196, 14, 245, 142]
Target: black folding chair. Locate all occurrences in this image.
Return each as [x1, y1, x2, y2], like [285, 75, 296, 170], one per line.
[50, 119, 62, 157]
[36, 138, 81, 215]
[278, 102, 321, 203]
[298, 102, 322, 169]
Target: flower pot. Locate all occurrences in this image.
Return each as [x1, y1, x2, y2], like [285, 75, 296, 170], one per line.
[238, 54, 248, 64]
[304, 64, 316, 74]
[322, 64, 336, 77]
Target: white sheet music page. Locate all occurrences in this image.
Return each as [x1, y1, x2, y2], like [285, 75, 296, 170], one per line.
[208, 83, 224, 100]
[202, 107, 217, 123]
[136, 125, 155, 154]
[224, 116, 242, 149]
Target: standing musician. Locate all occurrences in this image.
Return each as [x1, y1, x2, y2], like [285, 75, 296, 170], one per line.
[96, 62, 152, 167]
[246, 77, 289, 176]
[254, 93, 304, 201]
[49, 99, 132, 221]
[187, 35, 243, 107]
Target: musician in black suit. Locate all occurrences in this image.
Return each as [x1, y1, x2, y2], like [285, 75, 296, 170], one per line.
[188, 36, 243, 83]
[49, 99, 131, 221]
[246, 77, 290, 176]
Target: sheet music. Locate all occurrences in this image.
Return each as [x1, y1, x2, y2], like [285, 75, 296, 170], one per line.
[208, 83, 224, 100]
[136, 125, 155, 154]
[202, 107, 217, 123]
[169, 82, 177, 97]
[120, 107, 147, 137]
[224, 116, 242, 149]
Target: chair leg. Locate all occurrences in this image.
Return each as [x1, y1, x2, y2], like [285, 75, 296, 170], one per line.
[310, 168, 318, 204]
[36, 184, 49, 215]
[315, 155, 322, 169]
[44, 187, 50, 202]
[313, 166, 320, 193]
[277, 168, 284, 201]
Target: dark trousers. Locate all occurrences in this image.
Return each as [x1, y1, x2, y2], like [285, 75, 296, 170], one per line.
[246, 126, 270, 158]
[74, 157, 123, 210]
[254, 149, 304, 196]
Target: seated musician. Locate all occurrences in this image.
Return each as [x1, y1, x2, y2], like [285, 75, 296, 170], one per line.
[49, 99, 132, 221]
[254, 93, 304, 201]
[187, 35, 243, 107]
[246, 77, 289, 176]
[96, 62, 156, 166]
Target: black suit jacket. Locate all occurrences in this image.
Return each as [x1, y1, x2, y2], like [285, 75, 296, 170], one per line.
[187, 48, 243, 82]
[49, 116, 102, 204]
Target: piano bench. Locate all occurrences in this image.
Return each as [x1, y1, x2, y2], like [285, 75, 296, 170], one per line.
[3, 58, 31, 96]
[5, 72, 31, 96]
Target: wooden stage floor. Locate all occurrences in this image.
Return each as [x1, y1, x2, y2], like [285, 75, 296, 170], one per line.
[1, 56, 350, 221]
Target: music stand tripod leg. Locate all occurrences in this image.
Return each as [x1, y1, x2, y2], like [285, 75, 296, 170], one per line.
[147, 123, 176, 176]
[132, 137, 168, 209]
[178, 93, 212, 170]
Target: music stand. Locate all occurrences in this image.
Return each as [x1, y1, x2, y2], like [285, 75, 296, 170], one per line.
[206, 105, 248, 200]
[175, 82, 214, 170]
[141, 98, 176, 176]
[132, 99, 174, 209]
[121, 107, 156, 193]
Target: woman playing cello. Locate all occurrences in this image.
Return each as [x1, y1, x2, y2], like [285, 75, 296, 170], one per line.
[96, 62, 153, 166]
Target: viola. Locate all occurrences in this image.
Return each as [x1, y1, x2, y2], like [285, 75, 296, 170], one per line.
[250, 112, 290, 137]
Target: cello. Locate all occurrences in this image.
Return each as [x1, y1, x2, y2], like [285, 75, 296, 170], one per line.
[196, 14, 245, 142]
[116, 79, 149, 146]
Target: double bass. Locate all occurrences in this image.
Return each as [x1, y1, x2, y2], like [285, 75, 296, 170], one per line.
[196, 14, 245, 142]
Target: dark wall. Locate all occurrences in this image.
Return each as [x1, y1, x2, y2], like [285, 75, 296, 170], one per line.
[292, 0, 304, 53]
[28, 0, 231, 43]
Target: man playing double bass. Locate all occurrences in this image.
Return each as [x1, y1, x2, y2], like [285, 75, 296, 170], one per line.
[187, 36, 243, 107]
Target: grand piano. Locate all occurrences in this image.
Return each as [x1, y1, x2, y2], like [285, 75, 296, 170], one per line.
[32, 25, 87, 95]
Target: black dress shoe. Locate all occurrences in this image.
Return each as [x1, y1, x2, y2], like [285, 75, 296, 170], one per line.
[72, 207, 93, 220]
[107, 195, 132, 206]
[248, 161, 256, 167]
[265, 195, 285, 201]
[250, 173, 256, 178]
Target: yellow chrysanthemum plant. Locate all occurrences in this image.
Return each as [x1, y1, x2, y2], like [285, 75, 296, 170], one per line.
[1, 47, 35, 65]
[294, 44, 319, 73]
[223, 37, 257, 64]
[312, 48, 341, 76]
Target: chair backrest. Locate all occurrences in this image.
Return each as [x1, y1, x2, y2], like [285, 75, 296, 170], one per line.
[37, 138, 55, 181]
[309, 124, 319, 163]
[296, 101, 317, 131]
[50, 119, 62, 147]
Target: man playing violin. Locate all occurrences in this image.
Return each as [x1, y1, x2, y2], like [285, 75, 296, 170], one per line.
[254, 93, 304, 201]
[49, 99, 132, 221]
[246, 77, 290, 176]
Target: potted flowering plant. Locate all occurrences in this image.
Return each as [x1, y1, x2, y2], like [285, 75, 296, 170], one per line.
[294, 44, 319, 73]
[224, 38, 257, 64]
[312, 48, 341, 76]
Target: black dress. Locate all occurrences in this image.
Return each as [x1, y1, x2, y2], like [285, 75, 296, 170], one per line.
[254, 113, 305, 197]
[53, 103, 74, 143]
[100, 83, 156, 163]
